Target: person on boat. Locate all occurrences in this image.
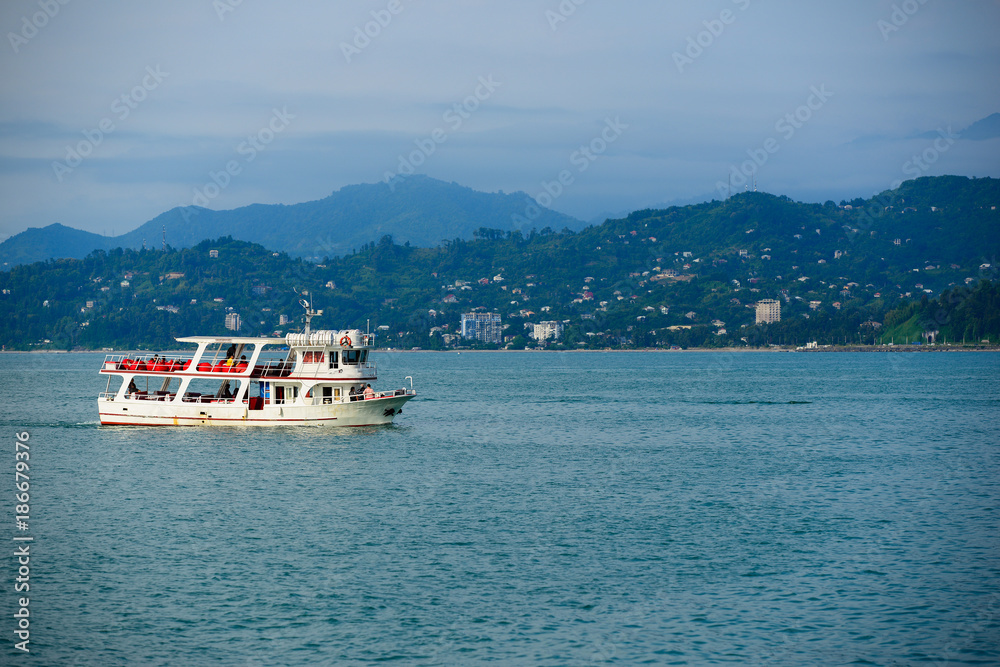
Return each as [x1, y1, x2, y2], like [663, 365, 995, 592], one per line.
[363, 384, 375, 400]
[126, 379, 137, 396]
[349, 386, 358, 402]
[225, 344, 236, 360]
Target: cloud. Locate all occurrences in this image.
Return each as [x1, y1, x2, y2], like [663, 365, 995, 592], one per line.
[0, 0, 998, 239]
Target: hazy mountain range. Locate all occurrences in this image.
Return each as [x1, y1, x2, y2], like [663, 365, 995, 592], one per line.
[0, 175, 583, 269]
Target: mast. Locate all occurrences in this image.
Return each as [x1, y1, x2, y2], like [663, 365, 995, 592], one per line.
[297, 289, 323, 337]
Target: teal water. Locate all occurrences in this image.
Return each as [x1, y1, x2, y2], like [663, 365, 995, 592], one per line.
[2, 351, 999, 665]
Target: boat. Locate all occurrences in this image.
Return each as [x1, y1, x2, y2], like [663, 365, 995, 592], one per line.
[97, 308, 415, 426]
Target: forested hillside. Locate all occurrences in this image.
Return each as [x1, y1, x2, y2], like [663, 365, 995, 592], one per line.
[1, 176, 997, 350]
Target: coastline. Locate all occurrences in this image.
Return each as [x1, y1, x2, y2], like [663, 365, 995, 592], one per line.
[5, 346, 999, 354]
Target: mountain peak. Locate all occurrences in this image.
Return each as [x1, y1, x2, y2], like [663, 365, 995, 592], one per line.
[1, 177, 583, 268]
[962, 112, 1000, 141]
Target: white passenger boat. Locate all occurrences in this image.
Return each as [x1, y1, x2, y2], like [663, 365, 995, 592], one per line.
[97, 322, 415, 426]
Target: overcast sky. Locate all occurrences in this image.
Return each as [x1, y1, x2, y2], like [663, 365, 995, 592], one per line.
[1, 0, 998, 240]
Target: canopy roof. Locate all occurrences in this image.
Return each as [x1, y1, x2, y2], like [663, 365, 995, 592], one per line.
[174, 336, 285, 345]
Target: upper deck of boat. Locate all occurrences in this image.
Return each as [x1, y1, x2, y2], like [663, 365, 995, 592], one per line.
[100, 329, 377, 380]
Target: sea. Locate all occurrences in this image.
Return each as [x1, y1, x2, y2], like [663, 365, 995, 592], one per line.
[2, 350, 998, 665]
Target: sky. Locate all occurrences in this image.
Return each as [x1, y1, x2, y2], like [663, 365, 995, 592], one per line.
[1, 0, 998, 241]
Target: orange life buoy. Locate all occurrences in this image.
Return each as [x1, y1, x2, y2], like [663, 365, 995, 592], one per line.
[339, 335, 352, 347]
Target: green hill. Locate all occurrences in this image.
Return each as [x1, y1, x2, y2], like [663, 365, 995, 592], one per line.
[1, 176, 997, 350]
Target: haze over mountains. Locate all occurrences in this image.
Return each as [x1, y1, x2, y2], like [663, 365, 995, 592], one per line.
[0, 176, 582, 269]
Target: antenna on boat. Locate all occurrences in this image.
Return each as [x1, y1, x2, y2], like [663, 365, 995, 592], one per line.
[294, 288, 322, 336]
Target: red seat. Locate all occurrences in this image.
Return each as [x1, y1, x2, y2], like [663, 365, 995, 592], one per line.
[197, 362, 212, 372]
[181, 360, 192, 371]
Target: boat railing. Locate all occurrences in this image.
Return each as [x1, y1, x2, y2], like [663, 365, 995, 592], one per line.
[103, 353, 195, 373]
[342, 388, 415, 403]
[180, 393, 244, 405]
[126, 391, 184, 402]
[104, 354, 379, 378]
[252, 360, 295, 378]
[252, 360, 377, 379]
[103, 354, 254, 375]
[100, 391, 247, 404]
[100, 388, 412, 405]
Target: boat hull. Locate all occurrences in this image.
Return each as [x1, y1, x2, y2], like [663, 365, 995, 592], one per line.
[98, 393, 414, 427]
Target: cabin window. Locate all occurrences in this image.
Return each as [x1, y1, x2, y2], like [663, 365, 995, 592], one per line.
[322, 386, 333, 405]
[360, 349, 368, 364]
[303, 351, 325, 364]
[328, 351, 339, 369]
[343, 350, 361, 365]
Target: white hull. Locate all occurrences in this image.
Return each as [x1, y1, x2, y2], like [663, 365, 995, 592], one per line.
[98, 393, 413, 427]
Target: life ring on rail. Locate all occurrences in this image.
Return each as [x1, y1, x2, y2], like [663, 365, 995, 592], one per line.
[339, 335, 352, 347]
